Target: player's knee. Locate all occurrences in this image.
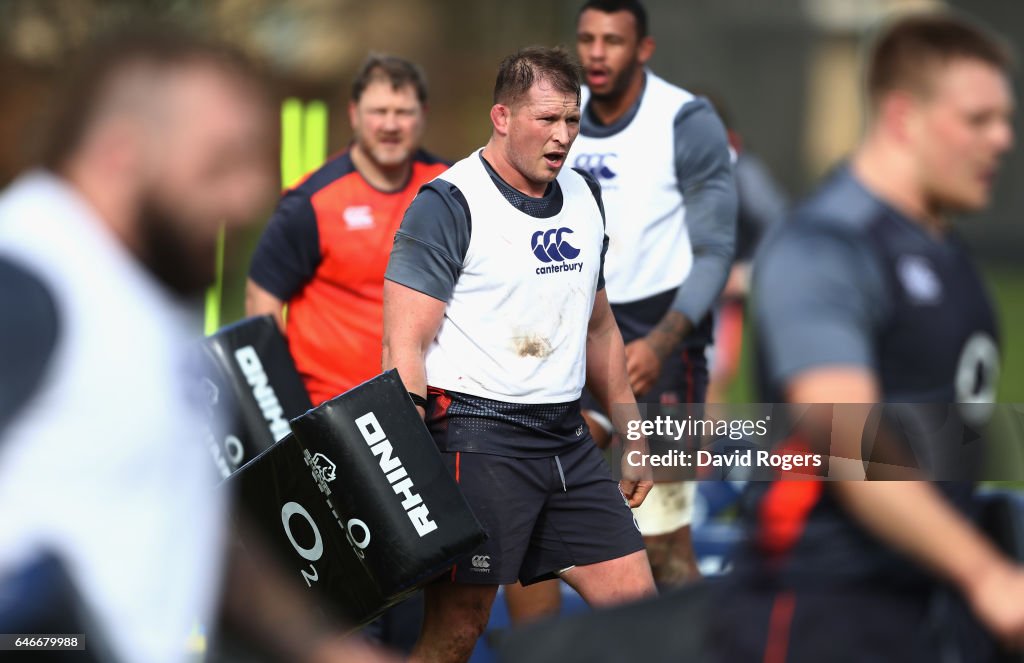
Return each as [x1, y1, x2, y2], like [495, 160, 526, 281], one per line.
[427, 610, 488, 662]
[452, 616, 489, 652]
[457, 596, 491, 632]
[644, 527, 700, 587]
[422, 587, 493, 651]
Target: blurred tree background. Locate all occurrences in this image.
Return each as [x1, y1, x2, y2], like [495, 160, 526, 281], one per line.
[1, 0, 1020, 400]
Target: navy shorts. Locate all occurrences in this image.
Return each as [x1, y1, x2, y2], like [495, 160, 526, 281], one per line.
[440, 441, 644, 585]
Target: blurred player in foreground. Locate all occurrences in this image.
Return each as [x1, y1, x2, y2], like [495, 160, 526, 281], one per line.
[0, 24, 392, 663]
[713, 12, 1024, 662]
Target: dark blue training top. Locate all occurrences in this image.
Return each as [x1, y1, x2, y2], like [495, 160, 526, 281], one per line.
[742, 165, 1000, 589]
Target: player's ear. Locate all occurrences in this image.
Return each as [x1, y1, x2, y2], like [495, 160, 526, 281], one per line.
[881, 90, 917, 144]
[490, 103, 511, 136]
[94, 114, 147, 190]
[637, 35, 655, 65]
[348, 100, 359, 130]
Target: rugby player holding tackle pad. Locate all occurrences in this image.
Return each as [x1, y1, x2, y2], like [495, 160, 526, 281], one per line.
[383, 46, 656, 663]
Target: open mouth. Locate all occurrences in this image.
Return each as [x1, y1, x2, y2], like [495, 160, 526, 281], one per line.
[587, 68, 609, 87]
[544, 152, 566, 168]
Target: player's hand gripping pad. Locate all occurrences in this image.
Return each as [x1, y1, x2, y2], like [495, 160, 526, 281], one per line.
[228, 370, 486, 625]
[199, 315, 313, 477]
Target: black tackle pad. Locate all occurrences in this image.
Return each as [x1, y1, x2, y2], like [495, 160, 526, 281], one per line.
[288, 370, 487, 598]
[198, 315, 312, 478]
[226, 370, 486, 626]
[228, 432, 387, 625]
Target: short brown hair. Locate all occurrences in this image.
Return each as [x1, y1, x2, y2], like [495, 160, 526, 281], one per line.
[351, 54, 428, 105]
[41, 22, 261, 172]
[866, 12, 1013, 108]
[493, 46, 582, 107]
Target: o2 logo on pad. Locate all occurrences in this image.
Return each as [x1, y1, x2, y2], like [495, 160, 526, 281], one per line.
[531, 228, 580, 263]
[280, 500, 371, 588]
[574, 153, 618, 180]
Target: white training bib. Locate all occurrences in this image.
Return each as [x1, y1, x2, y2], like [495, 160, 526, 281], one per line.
[425, 152, 605, 403]
[570, 71, 695, 304]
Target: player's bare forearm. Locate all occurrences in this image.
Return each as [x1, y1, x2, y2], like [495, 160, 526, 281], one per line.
[586, 292, 633, 419]
[792, 366, 1024, 646]
[786, 370, 1009, 588]
[245, 278, 286, 331]
[586, 291, 646, 452]
[833, 481, 1011, 600]
[381, 340, 427, 399]
[586, 295, 652, 506]
[787, 367, 881, 478]
[381, 280, 446, 415]
[645, 310, 693, 361]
